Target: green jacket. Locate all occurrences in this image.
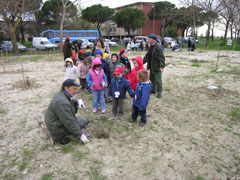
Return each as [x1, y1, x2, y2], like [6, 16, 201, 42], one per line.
[44, 90, 81, 138]
[143, 43, 165, 72]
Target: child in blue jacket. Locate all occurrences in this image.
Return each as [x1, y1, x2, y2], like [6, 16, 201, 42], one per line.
[108, 67, 134, 119]
[130, 70, 152, 126]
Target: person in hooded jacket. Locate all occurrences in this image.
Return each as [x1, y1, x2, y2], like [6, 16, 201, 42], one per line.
[130, 70, 152, 126]
[63, 36, 72, 60]
[109, 53, 125, 81]
[119, 49, 131, 80]
[86, 57, 108, 113]
[129, 56, 147, 91]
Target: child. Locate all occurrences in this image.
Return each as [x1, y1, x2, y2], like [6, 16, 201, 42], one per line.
[130, 70, 151, 126]
[109, 53, 125, 81]
[119, 49, 131, 80]
[78, 56, 91, 92]
[86, 46, 92, 57]
[86, 57, 108, 113]
[103, 53, 111, 64]
[62, 58, 80, 81]
[129, 56, 147, 91]
[108, 67, 134, 119]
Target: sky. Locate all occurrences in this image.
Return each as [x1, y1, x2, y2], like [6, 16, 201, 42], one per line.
[43, 0, 225, 37]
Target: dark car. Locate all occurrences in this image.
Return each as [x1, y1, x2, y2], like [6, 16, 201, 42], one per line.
[1, 41, 27, 52]
[111, 37, 120, 42]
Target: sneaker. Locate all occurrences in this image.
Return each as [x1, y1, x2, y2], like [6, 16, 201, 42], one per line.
[139, 121, 146, 126]
[130, 119, 136, 123]
[101, 109, 106, 114]
[93, 109, 97, 113]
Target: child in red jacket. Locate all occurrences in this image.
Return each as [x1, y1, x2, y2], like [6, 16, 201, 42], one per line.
[129, 56, 147, 91]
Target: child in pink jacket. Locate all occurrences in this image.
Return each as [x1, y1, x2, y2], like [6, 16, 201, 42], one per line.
[78, 57, 91, 92]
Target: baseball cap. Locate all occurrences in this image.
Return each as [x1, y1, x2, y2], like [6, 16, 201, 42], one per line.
[63, 79, 80, 88]
[149, 34, 159, 42]
[113, 67, 125, 74]
[66, 36, 70, 40]
[119, 49, 127, 56]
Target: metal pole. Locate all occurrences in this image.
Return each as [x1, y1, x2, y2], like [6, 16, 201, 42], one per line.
[153, 5, 155, 34]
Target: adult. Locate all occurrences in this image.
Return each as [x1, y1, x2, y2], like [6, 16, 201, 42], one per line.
[93, 38, 106, 55]
[63, 36, 72, 60]
[72, 38, 82, 60]
[44, 79, 89, 144]
[143, 34, 165, 98]
[187, 38, 192, 52]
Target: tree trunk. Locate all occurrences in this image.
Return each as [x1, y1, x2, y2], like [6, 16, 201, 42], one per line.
[20, 18, 25, 42]
[211, 28, 214, 42]
[11, 28, 19, 55]
[60, 7, 66, 52]
[223, 19, 229, 45]
[230, 23, 233, 39]
[205, 22, 211, 47]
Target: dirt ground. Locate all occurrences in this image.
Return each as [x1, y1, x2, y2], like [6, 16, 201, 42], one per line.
[0, 49, 240, 180]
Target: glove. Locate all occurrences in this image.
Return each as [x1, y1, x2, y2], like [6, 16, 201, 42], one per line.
[77, 99, 85, 109]
[80, 134, 89, 144]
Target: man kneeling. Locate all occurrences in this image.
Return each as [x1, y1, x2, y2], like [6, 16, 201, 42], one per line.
[45, 79, 89, 144]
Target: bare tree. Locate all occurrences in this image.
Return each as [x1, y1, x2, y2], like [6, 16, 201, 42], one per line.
[0, 0, 40, 55]
[195, 0, 223, 46]
[59, 0, 78, 50]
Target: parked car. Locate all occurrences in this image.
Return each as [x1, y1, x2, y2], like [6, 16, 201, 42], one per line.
[105, 39, 117, 47]
[1, 41, 27, 52]
[81, 39, 94, 48]
[33, 37, 57, 50]
[135, 36, 148, 43]
[163, 37, 175, 45]
[111, 37, 120, 42]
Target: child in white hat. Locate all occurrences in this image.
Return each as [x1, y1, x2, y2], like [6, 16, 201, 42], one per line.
[62, 58, 80, 81]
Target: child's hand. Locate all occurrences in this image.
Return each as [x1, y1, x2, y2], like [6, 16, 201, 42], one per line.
[104, 84, 108, 88]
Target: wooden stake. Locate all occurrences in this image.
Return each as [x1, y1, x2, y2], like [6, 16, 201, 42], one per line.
[36, 116, 55, 146]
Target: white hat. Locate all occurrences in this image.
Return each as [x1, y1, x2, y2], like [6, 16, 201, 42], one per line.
[65, 58, 73, 63]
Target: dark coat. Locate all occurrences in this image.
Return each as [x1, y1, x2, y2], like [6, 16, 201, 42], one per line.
[63, 41, 72, 58]
[44, 90, 82, 138]
[143, 43, 165, 72]
[108, 76, 134, 99]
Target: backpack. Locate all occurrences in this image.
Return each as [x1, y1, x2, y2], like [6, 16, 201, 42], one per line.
[78, 49, 87, 60]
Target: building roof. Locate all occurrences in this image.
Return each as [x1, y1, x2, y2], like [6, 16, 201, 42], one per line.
[116, 2, 155, 9]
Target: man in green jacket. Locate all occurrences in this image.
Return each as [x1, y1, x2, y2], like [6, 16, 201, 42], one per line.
[143, 34, 165, 98]
[45, 79, 89, 144]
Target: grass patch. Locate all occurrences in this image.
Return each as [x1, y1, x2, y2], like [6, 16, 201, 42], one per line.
[61, 144, 74, 154]
[0, 107, 7, 114]
[29, 56, 43, 62]
[89, 167, 107, 180]
[196, 175, 206, 180]
[192, 63, 201, 68]
[228, 108, 240, 122]
[18, 148, 32, 171]
[41, 173, 53, 180]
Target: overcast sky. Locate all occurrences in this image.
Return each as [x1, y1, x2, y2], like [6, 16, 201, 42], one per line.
[42, 0, 225, 37]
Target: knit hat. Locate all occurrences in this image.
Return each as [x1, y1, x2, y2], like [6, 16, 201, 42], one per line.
[94, 49, 103, 56]
[65, 58, 73, 63]
[103, 53, 109, 60]
[149, 34, 159, 42]
[119, 49, 128, 58]
[66, 36, 70, 41]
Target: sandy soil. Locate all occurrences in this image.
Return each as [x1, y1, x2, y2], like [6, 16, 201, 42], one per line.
[0, 49, 240, 180]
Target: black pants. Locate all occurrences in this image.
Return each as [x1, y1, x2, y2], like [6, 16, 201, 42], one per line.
[112, 98, 124, 116]
[131, 104, 146, 123]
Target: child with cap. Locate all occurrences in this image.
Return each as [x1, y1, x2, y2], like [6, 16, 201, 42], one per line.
[109, 53, 125, 81]
[77, 56, 91, 92]
[108, 67, 134, 119]
[62, 58, 80, 81]
[129, 56, 148, 91]
[86, 57, 108, 113]
[119, 48, 131, 80]
[103, 53, 111, 64]
[130, 70, 152, 126]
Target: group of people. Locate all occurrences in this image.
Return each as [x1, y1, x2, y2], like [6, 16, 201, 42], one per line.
[44, 34, 165, 145]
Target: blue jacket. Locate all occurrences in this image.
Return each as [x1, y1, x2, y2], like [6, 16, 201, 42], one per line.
[133, 82, 151, 110]
[101, 59, 109, 80]
[108, 77, 134, 99]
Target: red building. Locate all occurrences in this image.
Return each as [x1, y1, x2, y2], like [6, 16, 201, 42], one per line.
[101, 2, 162, 38]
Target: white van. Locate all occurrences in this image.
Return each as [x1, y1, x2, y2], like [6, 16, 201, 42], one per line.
[32, 37, 57, 50]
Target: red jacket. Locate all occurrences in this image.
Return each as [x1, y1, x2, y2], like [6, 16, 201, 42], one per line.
[129, 56, 147, 91]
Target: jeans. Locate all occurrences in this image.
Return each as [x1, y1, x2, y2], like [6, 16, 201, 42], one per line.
[132, 104, 147, 123]
[92, 89, 106, 110]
